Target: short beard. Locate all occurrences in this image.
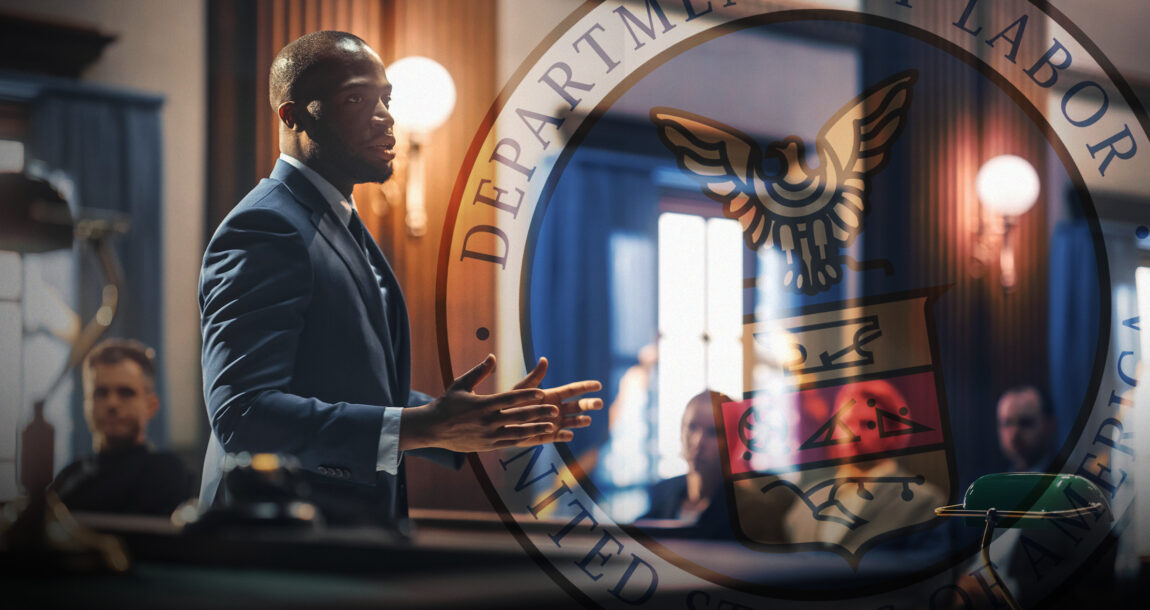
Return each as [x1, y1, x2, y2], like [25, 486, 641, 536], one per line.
[312, 142, 394, 186]
[347, 156, 393, 184]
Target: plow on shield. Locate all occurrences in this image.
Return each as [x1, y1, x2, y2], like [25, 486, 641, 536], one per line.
[715, 288, 956, 566]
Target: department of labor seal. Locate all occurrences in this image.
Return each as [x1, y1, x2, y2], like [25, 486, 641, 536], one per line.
[439, 1, 1144, 607]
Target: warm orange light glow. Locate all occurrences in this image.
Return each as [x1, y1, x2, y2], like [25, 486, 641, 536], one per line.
[387, 56, 456, 134]
[975, 155, 1039, 217]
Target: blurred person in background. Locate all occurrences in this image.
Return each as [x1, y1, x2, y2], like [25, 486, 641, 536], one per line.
[50, 338, 192, 516]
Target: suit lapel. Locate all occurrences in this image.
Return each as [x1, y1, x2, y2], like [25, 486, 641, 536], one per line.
[270, 161, 400, 385]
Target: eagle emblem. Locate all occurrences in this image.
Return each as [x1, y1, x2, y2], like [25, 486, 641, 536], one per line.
[651, 70, 917, 295]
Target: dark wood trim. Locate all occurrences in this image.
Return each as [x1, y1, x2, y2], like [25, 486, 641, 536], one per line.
[205, 0, 259, 238]
[0, 10, 116, 78]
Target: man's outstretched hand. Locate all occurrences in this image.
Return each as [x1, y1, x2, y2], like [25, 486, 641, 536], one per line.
[400, 355, 568, 453]
[512, 357, 603, 445]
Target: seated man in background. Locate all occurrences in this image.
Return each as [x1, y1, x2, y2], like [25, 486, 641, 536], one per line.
[996, 385, 1056, 472]
[50, 339, 192, 516]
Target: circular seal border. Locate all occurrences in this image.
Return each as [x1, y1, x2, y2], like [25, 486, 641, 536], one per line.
[438, 1, 1145, 606]
[517, 10, 1114, 601]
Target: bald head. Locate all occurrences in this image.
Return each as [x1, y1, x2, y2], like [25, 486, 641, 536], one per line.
[269, 31, 378, 110]
[268, 30, 396, 195]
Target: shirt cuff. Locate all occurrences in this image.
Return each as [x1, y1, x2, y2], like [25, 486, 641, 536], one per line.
[376, 407, 403, 474]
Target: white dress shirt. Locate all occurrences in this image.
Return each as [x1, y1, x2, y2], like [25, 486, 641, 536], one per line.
[279, 153, 404, 475]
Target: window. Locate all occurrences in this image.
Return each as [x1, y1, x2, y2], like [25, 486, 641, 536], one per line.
[599, 199, 800, 522]
[0, 252, 21, 499]
[0, 139, 24, 172]
[656, 212, 745, 477]
[1135, 265, 1150, 558]
[0, 102, 31, 499]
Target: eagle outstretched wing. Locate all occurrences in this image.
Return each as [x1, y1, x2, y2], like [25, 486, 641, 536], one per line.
[650, 108, 770, 241]
[651, 70, 917, 295]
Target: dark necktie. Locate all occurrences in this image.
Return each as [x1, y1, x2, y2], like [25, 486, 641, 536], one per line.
[348, 210, 389, 302]
[348, 209, 373, 260]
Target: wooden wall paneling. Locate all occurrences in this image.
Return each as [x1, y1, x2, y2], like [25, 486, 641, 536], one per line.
[254, 0, 276, 180]
[884, 0, 1050, 481]
[206, 0, 259, 235]
[978, 0, 1049, 410]
[382, 0, 499, 512]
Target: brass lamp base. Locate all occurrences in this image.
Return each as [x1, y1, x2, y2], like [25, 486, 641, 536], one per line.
[0, 492, 130, 574]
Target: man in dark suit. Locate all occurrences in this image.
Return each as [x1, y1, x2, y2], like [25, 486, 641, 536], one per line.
[51, 339, 192, 515]
[199, 30, 600, 525]
[996, 385, 1056, 472]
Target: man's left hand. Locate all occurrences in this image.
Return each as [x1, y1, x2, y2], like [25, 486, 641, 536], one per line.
[512, 357, 602, 444]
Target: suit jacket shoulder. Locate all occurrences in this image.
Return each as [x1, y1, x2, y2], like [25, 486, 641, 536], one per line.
[198, 160, 410, 524]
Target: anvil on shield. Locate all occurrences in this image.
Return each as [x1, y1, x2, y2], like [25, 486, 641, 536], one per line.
[715, 288, 955, 565]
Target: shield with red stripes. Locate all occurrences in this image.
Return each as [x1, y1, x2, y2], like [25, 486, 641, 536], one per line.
[716, 288, 955, 564]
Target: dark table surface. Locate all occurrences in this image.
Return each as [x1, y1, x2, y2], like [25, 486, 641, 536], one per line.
[6, 508, 1138, 609]
[1, 509, 598, 609]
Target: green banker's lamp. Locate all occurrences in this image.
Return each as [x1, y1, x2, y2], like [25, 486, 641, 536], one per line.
[935, 473, 1109, 610]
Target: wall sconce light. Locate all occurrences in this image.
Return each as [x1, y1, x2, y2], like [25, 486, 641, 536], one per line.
[974, 154, 1040, 291]
[386, 56, 456, 237]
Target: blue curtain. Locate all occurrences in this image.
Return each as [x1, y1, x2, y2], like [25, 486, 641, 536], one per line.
[529, 150, 660, 458]
[12, 75, 166, 457]
[1047, 221, 1102, 444]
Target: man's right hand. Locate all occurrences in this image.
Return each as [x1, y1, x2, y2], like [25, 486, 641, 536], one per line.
[399, 355, 561, 453]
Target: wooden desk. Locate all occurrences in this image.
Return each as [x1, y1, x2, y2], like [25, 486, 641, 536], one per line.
[2, 510, 593, 609]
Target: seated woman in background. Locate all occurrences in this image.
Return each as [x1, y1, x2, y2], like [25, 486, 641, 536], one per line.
[640, 390, 734, 540]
